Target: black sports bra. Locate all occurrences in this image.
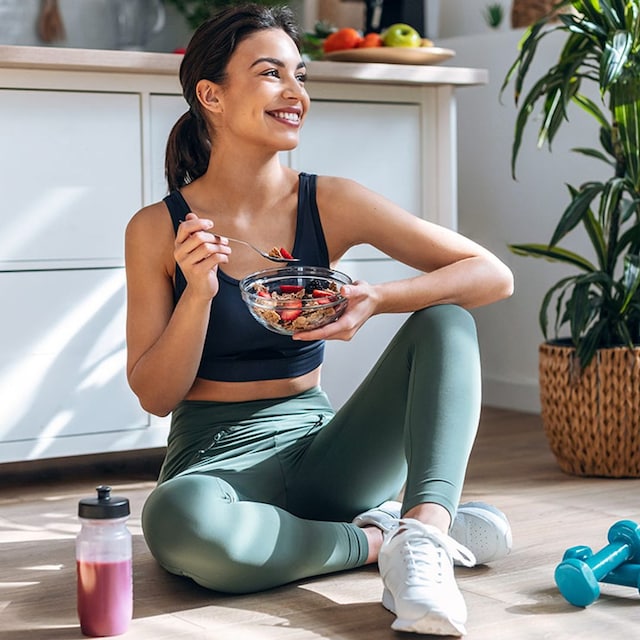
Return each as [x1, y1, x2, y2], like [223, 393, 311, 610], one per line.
[163, 173, 329, 382]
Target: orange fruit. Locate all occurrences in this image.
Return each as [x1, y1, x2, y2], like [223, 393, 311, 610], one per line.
[323, 28, 363, 54]
[358, 33, 384, 48]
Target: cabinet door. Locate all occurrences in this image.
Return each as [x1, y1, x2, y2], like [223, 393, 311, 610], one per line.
[0, 90, 142, 268]
[0, 269, 155, 463]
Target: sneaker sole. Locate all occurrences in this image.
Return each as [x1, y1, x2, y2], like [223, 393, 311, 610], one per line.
[451, 502, 512, 565]
[382, 588, 467, 636]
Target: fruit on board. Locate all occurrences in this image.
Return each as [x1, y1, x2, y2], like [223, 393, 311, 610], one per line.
[358, 32, 384, 48]
[323, 27, 363, 53]
[381, 23, 421, 48]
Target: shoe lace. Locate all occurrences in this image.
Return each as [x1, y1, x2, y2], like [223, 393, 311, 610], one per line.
[390, 519, 476, 585]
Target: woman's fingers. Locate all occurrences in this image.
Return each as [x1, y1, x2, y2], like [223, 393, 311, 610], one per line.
[175, 214, 231, 265]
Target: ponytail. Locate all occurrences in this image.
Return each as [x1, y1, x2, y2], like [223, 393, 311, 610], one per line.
[165, 110, 210, 192]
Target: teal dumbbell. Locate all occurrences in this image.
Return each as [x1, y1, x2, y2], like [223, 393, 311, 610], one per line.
[602, 562, 640, 591]
[554, 520, 640, 607]
[559, 547, 640, 592]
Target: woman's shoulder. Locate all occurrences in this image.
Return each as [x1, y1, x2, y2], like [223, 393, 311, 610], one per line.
[126, 199, 173, 240]
[314, 174, 387, 214]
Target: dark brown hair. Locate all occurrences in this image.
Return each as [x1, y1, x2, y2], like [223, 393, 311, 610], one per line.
[165, 3, 302, 191]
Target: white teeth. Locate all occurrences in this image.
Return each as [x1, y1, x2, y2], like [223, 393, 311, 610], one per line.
[271, 111, 300, 123]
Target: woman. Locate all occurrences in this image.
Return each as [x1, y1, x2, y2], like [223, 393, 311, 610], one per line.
[125, 4, 514, 636]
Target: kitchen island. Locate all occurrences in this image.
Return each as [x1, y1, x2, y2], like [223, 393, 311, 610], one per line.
[0, 45, 487, 464]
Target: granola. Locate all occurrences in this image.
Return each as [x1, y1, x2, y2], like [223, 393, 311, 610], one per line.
[248, 280, 346, 333]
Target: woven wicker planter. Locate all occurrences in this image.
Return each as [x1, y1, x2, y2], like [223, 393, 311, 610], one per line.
[539, 342, 640, 477]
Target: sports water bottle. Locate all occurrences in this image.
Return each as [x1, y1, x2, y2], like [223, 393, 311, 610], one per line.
[76, 485, 133, 637]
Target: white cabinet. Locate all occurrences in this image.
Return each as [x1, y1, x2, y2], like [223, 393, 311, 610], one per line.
[0, 269, 153, 461]
[0, 46, 484, 463]
[0, 89, 141, 267]
[0, 63, 180, 463]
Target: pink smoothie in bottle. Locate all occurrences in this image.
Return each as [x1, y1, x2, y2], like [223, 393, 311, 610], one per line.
[76, 486, 133, 637]
[77, 559, 133, 637]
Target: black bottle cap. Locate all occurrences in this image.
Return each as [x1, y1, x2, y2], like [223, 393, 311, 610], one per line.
[78, 485, 130, 519]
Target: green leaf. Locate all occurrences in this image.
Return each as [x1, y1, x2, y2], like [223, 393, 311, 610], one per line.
[509, 243, 597, 271]
[620, 254, 640, 313]
[568, 280, 596, 338]
[572, 146, 615, 166]
[582, 206, 608, 269]
[599, 0, 625, 29]
[617, 216, 640, 255]
[576, 319, 608, 368]
[539, 275, 577, 338]
[550, 182, 604, 246]
[599, 124, 615, 156]
[600, 31, 633, 90]
[612, 82, 640, 191]
[626, 2, 640, 39]
[573, 93, 609, 128]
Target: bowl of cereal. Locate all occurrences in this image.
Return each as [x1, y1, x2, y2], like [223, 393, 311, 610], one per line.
[239, 265, 352, 335]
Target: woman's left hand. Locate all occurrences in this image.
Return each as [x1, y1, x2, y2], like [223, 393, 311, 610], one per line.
[292, 280, 377, 342]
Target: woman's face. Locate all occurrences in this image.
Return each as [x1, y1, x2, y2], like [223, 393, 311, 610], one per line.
[208, 28, 310, 152]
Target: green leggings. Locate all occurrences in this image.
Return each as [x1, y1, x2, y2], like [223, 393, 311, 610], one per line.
[142, 305, 481, 594]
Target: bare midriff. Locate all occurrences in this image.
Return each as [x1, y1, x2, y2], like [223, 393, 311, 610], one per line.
[184, 366, 322, 403]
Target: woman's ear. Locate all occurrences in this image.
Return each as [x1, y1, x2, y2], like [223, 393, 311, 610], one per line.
[196, 79, 223, 114]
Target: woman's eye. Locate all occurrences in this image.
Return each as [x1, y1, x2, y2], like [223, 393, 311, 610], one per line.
[297, 73, 307, 83]
[263, 69, 279, 78]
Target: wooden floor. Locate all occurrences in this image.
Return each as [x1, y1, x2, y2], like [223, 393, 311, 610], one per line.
[2, 406, 640, 639]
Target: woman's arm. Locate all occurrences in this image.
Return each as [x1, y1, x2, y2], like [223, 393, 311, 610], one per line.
[125, 208, 229, 415]
[295, 177, 514, 342]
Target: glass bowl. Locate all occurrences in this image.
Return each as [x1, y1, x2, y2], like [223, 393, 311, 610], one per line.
[239, 265, 352, 335]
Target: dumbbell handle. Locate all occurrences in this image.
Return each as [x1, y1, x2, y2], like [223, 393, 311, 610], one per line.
[586, 540, 635, 580]
[602, 563, 640, 589]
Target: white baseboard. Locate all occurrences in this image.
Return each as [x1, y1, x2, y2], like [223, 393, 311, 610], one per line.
[482, 375, 541, 414]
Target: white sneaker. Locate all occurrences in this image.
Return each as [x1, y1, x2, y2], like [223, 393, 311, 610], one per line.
[378, 519, 475, 636]
[450, 502, 512, 565]
[353, 500, 512, 565]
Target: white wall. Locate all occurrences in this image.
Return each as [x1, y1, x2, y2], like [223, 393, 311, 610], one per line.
[438, 29, 606, 413]
[438, 0, 510, 38]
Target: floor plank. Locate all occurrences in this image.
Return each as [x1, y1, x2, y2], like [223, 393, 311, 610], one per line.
[2, 407, 640, 639]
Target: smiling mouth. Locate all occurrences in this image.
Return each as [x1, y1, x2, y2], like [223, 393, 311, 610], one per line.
[268, 110, 301, 125]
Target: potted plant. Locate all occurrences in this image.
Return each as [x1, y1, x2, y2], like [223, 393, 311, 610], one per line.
[501, 0, 640, 477]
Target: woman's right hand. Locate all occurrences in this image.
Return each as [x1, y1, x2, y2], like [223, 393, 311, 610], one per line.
[175, 212, 231, 299]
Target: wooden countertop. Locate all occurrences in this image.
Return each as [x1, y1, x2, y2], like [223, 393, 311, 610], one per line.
[0, 45, 488, 87]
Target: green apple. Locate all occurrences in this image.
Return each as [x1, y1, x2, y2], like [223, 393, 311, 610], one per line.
[382, 23, 421, 48]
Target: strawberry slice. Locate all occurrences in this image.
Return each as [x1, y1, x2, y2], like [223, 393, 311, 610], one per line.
[257, 290, 272, 299]
[279, 247, 295, 260]
[279, 299, 302, 322]
[312, 289, 335, 298]
[279, 284, 304, 293]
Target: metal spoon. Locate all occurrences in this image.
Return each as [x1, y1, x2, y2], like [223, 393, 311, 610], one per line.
[179, 219, 299, 263]
[224, 236, 300, 263]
